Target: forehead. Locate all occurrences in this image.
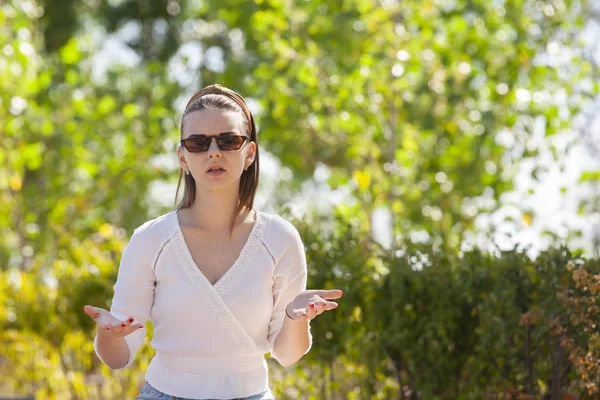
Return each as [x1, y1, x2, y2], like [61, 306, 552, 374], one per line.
[182, 108, 245, 138]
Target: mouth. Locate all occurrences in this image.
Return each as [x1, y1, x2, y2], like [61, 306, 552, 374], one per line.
[206, 166, 226, 176]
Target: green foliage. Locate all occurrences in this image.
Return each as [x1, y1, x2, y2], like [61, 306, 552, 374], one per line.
[194, 0, 596, 248]
[1, 0, 599, 398]
[288, 213, 600, 399]
[4, 202, 599, 399]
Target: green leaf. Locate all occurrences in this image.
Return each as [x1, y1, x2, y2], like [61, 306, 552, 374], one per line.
[59, 38, 81, 65]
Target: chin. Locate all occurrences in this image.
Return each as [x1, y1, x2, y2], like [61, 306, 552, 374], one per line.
[199, 178, 239, 191]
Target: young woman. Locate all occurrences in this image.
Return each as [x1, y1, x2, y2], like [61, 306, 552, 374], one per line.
[83, 84, 343, 400]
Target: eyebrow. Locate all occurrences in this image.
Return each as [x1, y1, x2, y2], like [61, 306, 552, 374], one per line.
[187, 131, 238, 138]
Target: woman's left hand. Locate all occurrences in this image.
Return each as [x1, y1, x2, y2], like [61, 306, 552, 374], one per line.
[286, 289, 344, 321]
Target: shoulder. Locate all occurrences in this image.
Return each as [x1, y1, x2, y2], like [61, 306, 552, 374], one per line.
[129, 210, 172, 245]
[259, 211, 305, 257]
[261, 211, 301, 240]
[260, 211, 307, 272]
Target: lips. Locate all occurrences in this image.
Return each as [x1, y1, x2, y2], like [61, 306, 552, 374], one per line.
[206, 165, 226, 173]
[207, 168, 226, 177]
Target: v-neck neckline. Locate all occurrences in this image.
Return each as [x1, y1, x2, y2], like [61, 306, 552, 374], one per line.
[169, 208, 267, 296]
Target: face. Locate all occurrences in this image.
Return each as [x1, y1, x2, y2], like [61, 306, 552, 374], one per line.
[177, 108, 256, 192]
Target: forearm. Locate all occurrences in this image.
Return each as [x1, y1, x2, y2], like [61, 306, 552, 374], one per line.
[272, 315, 312, 367]
[94, 329, 130, 369]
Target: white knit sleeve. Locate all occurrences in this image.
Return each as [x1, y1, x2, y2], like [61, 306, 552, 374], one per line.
[93, 227, 156, 369]
[267, 225, 309, 351]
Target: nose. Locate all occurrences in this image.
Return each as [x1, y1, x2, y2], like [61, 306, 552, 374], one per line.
[206, 137, 222, 158]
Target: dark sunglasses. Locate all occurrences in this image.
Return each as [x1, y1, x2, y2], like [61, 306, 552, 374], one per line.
[180, 135, 249, 152]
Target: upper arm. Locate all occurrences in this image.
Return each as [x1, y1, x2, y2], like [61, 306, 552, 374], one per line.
[107, 228, 157, 368]
[267, 226, 308, 350]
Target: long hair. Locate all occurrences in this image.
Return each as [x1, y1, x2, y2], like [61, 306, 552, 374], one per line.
[174, 84, 260, 237]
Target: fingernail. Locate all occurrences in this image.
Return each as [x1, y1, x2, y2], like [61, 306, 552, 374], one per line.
[341, 290, 344, 296]
[121, 323, 126, 327]
[128, 318, 134, 323]
[310, 304, 314, 309]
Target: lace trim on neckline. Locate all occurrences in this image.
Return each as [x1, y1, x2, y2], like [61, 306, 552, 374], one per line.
[165, 209, 270, 354]
[215, 210, 269, 296]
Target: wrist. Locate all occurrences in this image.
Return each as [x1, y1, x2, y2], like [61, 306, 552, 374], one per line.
[285, 305, 310, 323]
[285, 306, 297, 320]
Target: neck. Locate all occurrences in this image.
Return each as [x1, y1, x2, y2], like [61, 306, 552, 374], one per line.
[181, 190, 247, 233]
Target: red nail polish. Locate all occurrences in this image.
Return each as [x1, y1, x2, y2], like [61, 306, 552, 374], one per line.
[341, 290, 344, 296]
[128, 318, 134, 323]
[310, 304, 315, 309]
[121, 323, 126, 327]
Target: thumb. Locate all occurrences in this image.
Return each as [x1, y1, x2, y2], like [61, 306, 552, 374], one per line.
[84, 305, 114, 330]
[83, 305, 103, 319]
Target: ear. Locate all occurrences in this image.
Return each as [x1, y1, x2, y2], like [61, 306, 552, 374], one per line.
[246, 141, 257, 164]
[177, 146, 189, 173]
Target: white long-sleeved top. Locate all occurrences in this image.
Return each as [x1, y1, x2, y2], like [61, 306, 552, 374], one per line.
[93, 209, 310, 399]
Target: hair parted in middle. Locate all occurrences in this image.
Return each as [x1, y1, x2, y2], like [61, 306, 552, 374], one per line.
[174, 84, 260, 237]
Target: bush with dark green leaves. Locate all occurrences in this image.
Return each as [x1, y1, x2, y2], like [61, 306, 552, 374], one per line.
[291, 208, 600, 400]
[1, 206, 599, 399]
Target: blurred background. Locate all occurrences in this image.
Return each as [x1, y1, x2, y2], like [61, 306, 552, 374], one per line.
[1, 0, 600, 398]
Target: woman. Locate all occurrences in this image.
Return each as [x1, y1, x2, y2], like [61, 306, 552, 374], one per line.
[83, 84, 343, 400]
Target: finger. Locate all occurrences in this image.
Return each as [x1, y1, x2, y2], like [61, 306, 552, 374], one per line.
[317, 301, 332, 315]
[309, 301, 338, 318]
[289, 306, 308, 320]
[123, 324, 144, 336]
[83, 305, 101, 319]
[315, 289, 344, 300]
[315, 301, 328, 314]
[115, 316, 134, 332]
[307, 302, 319, 319]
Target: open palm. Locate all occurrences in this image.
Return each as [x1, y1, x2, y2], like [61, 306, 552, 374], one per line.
[83, 305, 143, 337]
[286, 289, 343, 321]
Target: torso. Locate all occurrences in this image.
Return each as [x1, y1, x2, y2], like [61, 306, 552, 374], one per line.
[177, 209, 257, 285]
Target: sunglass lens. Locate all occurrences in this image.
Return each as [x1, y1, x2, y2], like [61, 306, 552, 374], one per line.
[188, 137, 210, 152]
[184, 136, 246, 152]
[218, 136, 245, 150]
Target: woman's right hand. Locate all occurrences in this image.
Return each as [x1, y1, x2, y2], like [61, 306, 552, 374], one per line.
[83, 305, 143, 337]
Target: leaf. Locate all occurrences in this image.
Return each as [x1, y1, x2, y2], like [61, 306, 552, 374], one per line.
[352, 170, 371, 190]
[98, 96, 117, 115]
[122, 103, 140, 118]
[579, 170, 600, 183]
[59, 38, 81, 65]
[9, 175, 22, 191]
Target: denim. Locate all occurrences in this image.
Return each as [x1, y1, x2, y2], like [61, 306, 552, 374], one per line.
[136, 382, 275, 400]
